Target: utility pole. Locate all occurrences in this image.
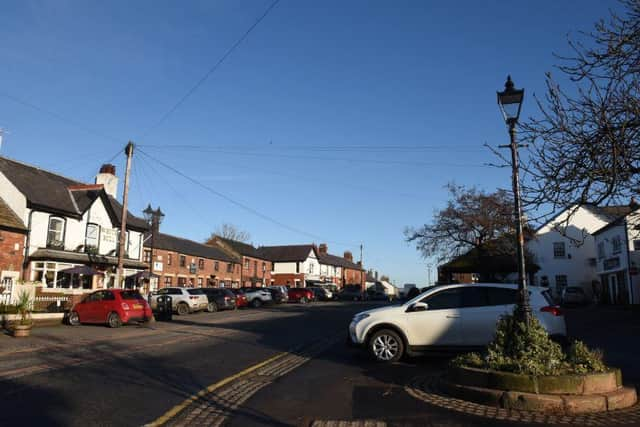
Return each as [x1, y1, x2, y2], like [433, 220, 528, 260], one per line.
[115, 142, 134, 289]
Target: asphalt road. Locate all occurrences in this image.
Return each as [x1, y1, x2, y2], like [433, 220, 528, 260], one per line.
[0, 303, 638, 427]
[0, 301, 379, 426]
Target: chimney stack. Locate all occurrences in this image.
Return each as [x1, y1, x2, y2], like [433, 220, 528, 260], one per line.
[95, 164, 119, 199]
[344, 251, 353, 262]
[318, 243, 328, 255]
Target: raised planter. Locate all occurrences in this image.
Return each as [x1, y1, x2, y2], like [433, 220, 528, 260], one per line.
[11, 324, 33, 338]
[444, 366, 637, 414]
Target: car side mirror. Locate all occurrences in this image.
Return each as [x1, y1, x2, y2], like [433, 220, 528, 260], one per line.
[408, 302, 428, 312]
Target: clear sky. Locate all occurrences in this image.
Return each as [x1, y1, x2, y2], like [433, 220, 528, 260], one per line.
[0, 0, 622, 285]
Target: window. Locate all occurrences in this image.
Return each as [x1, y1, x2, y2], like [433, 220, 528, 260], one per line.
[244, 259, 250, 269]
[486, 287, 518, 306]
[197, 277, 203, 286]
[254, 261, 257, 273]
[612, 236, 622, 254]
[308, 263, 314, 274]
[227, 263, 233, 273]
[47, 217, 65, 248]
[598, 242, 606, 259]
[214, 261, 219, 271]
[179, 255, 186, 267]
[262, 262, 266, 273]
[167, 254, 172, 265]
[198, 259, 205, 269]
[177, 277, 187, 286]
[553, 242, 566, 258]
[460, 287, 488, 307]
[555, 275, 568, 293]
[164, 276, 172, 286]
[85, 223, 99, 250]
[143, 250, 152, 263]
[634, 240, 640, 251]
[421, 288, 463, 310]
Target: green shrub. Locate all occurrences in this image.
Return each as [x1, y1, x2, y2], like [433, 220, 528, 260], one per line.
[452, 309, 609, 376]
[565, 340, 606, 374]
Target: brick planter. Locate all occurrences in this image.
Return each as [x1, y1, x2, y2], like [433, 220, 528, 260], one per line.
[443, 366, 637, 414]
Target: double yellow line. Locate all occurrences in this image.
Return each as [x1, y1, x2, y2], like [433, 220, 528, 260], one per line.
[145, 352, 287, 426]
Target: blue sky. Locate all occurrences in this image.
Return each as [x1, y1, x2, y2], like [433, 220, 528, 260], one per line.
[0, 1, 622, 285]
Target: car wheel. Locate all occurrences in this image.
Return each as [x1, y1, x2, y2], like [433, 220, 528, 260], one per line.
[68, 311, 80, 326]
[207, 302, 218, 313]
[177, 303, 190, 316]
[251, 299, 262, 308]
[369, 329, 404, 362]
[299, 297, 307, 304]
[107, 312, 122, 328]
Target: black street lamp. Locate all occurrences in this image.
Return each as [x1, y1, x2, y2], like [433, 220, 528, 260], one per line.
[497, 75, 531, 325]
[143, 204, 164, 289]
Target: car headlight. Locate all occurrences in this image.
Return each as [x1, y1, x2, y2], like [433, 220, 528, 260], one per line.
[352, 313, 370, 324]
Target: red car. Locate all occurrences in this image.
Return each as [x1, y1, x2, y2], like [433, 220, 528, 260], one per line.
[230, 289, 249, 308]
[288, 287, 314, 304]
[69, 289, 152, 328]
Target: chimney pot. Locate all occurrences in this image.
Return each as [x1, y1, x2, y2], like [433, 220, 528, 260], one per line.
[319, 243, 328, 255]
[344, 251, 353, 262]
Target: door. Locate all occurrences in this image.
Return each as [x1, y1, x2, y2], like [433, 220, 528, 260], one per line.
[97, 291, 117, 322]
[405, 288, 464, 347]
[461, 287, 518, 346]
[609, 274, 619, 304]
[75, 293, 96, 322]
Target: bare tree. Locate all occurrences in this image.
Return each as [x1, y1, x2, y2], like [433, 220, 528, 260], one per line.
[206, 223, 251, 243]
[404, 184, 516, 262]
[520, 0, 640, 220]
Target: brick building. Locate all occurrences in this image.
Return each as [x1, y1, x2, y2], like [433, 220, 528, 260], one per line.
[316, 244, 365, 289]
[0, 196, 28, 287]
[257, 244, 320, 287]
[144, 232, 241, 290]
[209, 236, 272, 287]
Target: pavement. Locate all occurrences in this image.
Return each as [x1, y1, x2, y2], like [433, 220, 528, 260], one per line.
[0, 302, 638, 427]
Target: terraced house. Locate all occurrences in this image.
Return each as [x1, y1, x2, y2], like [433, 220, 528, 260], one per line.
[145, 232, 242, 290]
[316, 243, 365, 288]
[208, 236, 272, 287]
[0, 157, 148, 292]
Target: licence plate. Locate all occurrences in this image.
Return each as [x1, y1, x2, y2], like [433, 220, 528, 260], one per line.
[133, 304, 143, 309]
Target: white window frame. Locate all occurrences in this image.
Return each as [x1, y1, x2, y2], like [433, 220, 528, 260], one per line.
[47, 217, 65, 248]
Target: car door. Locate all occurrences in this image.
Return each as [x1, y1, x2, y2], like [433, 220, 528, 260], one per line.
[75, 292, 96, 322]
[461, 287, 517, 346]
[96, 291, 116, 323]
[404, 287, 464, 347]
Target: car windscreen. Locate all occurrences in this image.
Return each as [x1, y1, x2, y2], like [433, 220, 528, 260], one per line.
[120, 291, 145, 300]
[187, 289, 204, 295]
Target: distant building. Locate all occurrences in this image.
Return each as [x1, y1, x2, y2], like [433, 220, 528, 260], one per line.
[209, 236, 272, 287]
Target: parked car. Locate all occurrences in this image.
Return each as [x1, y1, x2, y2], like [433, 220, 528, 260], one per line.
[229, 289, 249, 308]
[149, 287, 209, 315]
[239, 287, 273, 308]
[348, 283, 566, 362]
[267, 286, 288, 304]
[339, 285, 365, 301]
[69, 289, 152, 328]
[308, 286, 332, 301]
[318, 283, 339, 300]
[268, 285, 290, 303]
[561, 286, 589, 306]
[200, 288, 237, 312]
[288, 287, 314, 304]
[366, 289, 395, 302]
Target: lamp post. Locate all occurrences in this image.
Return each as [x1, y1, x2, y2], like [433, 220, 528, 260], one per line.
[497, 75, 531, 325]
[143, 204, 164, 291]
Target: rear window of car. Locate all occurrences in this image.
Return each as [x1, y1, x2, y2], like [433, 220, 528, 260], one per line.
[187, 289, 204, 295]
[120, 291, 144, 300]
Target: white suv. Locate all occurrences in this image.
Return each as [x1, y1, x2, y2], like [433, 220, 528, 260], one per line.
[348, 283, 566, 362]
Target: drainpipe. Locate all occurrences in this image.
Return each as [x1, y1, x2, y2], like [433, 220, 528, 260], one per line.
[21, 210, 35, 281]
[623, 219, 635, 304]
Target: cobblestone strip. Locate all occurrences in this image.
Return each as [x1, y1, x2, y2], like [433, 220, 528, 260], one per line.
[160, 334, 342, 427]
[404, 375, 640, 426]
[311, 421, 387, 427]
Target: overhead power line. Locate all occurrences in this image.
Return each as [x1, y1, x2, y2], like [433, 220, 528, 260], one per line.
[140, 0, 280, 138]
[141, 143, 487, 153]
[136, 147, 359, 248]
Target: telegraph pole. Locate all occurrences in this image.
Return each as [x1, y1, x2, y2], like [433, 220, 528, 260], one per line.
[115, 142, 134, 288]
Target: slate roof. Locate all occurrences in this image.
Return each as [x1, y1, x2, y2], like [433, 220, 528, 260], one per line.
[215, 237, 266, 259]
[0, 156, 147, 231]
[150, 232, 239, 263]
[318, 252, 362, 270]
[257, 244, 316, 262]
[0, 197, 27, 233]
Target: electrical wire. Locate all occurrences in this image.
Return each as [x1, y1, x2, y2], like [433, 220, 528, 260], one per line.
[140, 0, 280, 138]
[136, 147, 360, 248]
[141, 143, 486, 153]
